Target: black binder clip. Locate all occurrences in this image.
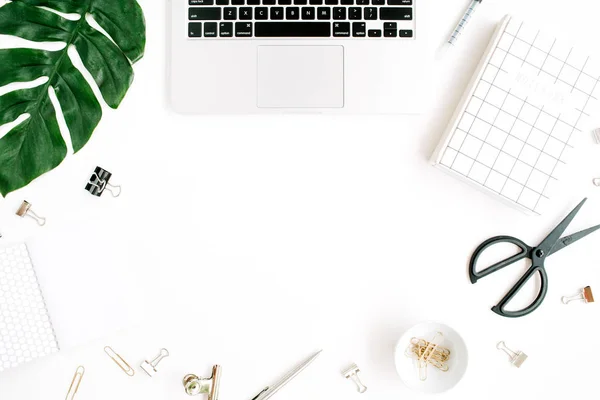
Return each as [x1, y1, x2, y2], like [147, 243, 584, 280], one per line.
[85, 167, 121, 197]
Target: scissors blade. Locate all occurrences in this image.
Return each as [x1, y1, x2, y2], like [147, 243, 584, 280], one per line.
[538, 198, 587, 254]
[548, 224, 600, 256]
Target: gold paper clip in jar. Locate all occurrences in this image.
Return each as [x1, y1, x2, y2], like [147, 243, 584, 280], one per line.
[16, 201, 46, 226]
[65, 366, 85, 400]
[104, 346, 135, 376]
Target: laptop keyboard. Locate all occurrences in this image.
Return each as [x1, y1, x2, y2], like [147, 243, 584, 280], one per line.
[188, 0, 415, 38]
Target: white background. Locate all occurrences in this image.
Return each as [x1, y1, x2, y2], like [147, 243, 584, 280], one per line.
[1, 0, 600, 399]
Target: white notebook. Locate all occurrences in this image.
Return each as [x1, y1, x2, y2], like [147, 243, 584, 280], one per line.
[432, 15, 599, 215]
[0, 243, 59, 372]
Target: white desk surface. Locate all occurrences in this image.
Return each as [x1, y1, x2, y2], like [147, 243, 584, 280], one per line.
[1, 0, 599, 398]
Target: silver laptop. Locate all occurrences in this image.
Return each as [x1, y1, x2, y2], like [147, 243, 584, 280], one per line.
[168, 0, 429, 114]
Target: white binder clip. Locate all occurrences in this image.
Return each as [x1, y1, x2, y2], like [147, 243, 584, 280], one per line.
[497, 341, 527, 368]
[141, 348, 169, 377]
[342, 364, 367, 393]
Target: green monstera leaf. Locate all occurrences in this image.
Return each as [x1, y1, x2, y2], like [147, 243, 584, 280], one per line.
[0, 0, 145, 196]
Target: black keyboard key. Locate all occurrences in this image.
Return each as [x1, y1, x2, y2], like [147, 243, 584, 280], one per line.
[216, 0, 229, 4]
[368, 29, 381, 37]
[235, 22, 253, 36]
[255, 7, 268, 19]
[270, 7, 284, 19]
[279, 0, 292, 4]
[333, 7, 346, 19]
[384, 28, 396, 37]
[333, 21, 350, 37]
[286, 7, 300, 19]
[310, 0, 323, 5]
[302, 7, 315, 19]
[224, 7, 237, 19]
[399, 29, 413, 37]
[204, 22, 218, 37]
[356, 0, 368, 4]
[388, 0, 411, 4]
[189, 7, 222, 20]
[364, 7, 377, 19]
[189, 22, 202, 37]
[325, 0, 338, 4]
[247, 0, 260, 3]
[317, 7, 330, 19]
[232, 0, 244, 4]
[384, 22, 396, 29]
[371, 0, 383, 4]
[190, 0, 214, 4]
[294, 0, 308, 3]
[352, 22, 366, 37]
[220, 22, 233, 36]
[379, 7, 412, 20]
[263, 0, 276, 3]
[255, 22, 331, 36]
[341, 0, 353, 4]
[349, 7, 361, 19]
[240, 7, 252, 19]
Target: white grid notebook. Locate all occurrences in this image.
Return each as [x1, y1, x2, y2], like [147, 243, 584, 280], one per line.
[0, 244, 59, 372]
[432, 15, 600, 215]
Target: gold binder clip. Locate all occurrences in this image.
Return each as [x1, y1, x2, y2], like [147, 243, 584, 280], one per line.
[16, 201, 46, 226]
[65, 366, 85, 400]
[562, 286, 595, 305]
[104, 346, 135, 376]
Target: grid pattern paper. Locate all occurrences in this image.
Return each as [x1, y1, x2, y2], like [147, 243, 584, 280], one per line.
[0, 244, 59, 372]
[434, 16, 600, 215]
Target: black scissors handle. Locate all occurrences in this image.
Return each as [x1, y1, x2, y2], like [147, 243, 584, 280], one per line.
[492, 265, 548, 318]
[469, 236, 531, 284]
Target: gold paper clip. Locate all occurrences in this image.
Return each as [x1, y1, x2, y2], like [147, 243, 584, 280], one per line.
[418, 332, 443, 381]
[104, 346, 135, 376]
[16, 201, 46, 226]
[65, 366, 85, 400]
[562, 286, 595, 305]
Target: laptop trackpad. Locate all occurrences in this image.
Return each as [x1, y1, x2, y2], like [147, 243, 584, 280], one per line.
[257, 46, 344, 108]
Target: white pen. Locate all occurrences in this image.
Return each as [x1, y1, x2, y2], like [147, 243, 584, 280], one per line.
[250, 351, 322, 400]
[444, 0, 484, 52]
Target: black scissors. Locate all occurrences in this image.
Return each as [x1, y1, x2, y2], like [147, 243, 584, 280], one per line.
[469, 198, 600, 318]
